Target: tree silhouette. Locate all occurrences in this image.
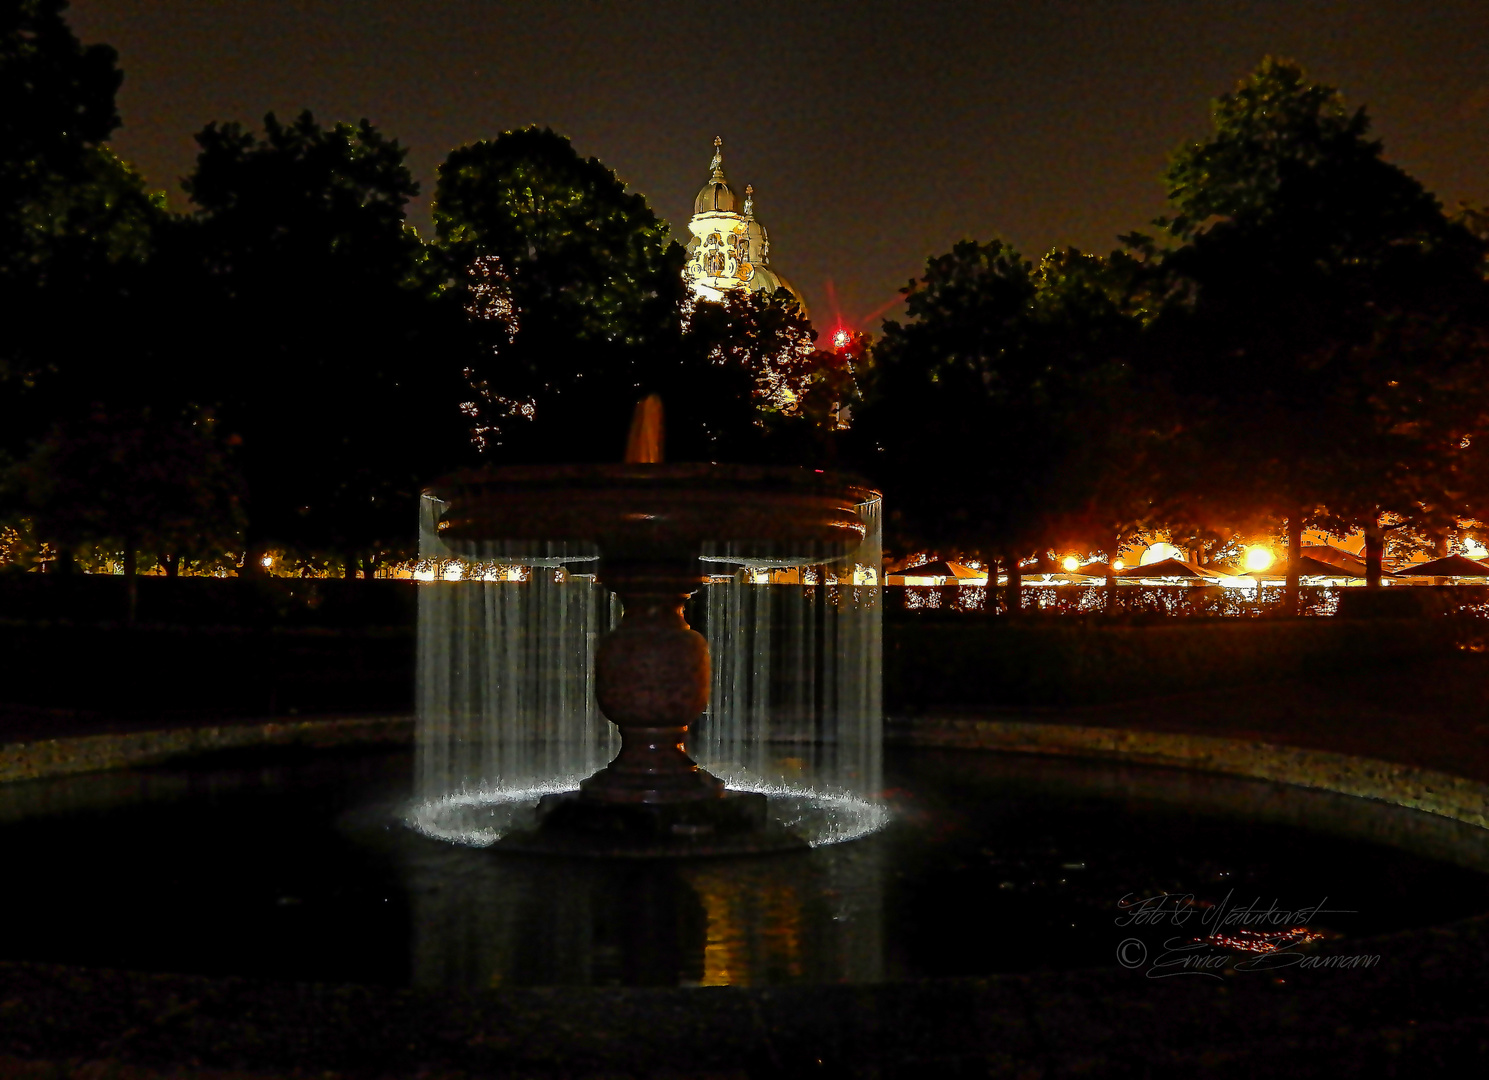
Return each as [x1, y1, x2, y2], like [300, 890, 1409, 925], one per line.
[673, 285, 850, 463]
[0, 0, 161, 480]
[433, 126, 681, 460]
[1149, 58, 1489, 606]
[14, 405, 245, 619]
[857, 240, 1145, 610]
[0, 0, 126, 277]
[167, 110, 471, 569]
[1029, 248, 1156, 606]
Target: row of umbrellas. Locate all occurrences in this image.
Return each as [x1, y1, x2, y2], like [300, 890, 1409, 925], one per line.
[1115, 551, 1489, 581]
[889, 550, 1489, 583]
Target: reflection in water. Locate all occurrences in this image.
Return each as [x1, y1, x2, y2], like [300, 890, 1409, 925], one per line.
[3, 746, 1489, 989]
[406, 840, 884, 989]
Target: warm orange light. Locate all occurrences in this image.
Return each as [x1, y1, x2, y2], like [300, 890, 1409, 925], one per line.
[1061, 555, 1080, 573]
[1140, 542, 1181, 565]
[1113, 559, 1125, 571]
[260, 554, 273, 569]
[1243, 545, 1275, 572]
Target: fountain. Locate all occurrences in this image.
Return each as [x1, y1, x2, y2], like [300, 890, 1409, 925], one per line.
[409, 396, 886, 855]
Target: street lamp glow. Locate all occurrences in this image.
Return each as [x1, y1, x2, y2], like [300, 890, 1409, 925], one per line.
[1061, 555, 1080, 573]
[1140, 542, 1181, 565]
[832, 328, 851, 350]
[260, 553, 273, 569]
[1243, 545, 1275, 572]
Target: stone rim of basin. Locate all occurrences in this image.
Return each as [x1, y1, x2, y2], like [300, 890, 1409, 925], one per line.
[425, 461, 875, 563]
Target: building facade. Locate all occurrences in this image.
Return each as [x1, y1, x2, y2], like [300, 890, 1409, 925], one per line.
[682, 137, 803, 311]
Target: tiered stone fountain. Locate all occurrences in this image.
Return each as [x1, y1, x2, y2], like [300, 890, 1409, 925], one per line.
[423, 396, 876, 854]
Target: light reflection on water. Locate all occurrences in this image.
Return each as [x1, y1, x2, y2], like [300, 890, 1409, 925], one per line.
[401, 835, 886, 989]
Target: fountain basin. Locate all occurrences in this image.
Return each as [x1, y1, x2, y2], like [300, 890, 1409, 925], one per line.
[5, 720, 1489, 1075]
[5, 737, 1489, 988]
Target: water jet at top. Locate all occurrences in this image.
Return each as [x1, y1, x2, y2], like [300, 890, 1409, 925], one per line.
[409, 395, 884, 855]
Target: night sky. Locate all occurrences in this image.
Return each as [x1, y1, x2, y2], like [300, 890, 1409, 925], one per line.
[69, 0, 1489, 332]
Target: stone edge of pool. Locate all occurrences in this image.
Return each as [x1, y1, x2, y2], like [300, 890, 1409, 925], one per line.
[890, 717, 1489, 831]
[0, 715, 414, 784]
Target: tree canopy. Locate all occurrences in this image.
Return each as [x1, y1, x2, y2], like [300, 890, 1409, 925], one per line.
[1146, 58, 1489, 595]
[432, 127, 681, 460]
[166, 110, 472, 564]
[854, 240, 1148, 605]
[0, 0, 159, 462]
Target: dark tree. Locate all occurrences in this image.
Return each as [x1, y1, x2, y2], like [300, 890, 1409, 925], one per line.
[13, 405, 245, 620]
[1149, 58, 1489, 605]
[857, 241, 1032, 598]
[1028, 248, 1155, 605]
[432, 127, 681, 460]
[169, 110, 471, 569]
[0, 0, 124, 274]
[0, 0, 160, 471]
[858, 241, 1042, 610]
[856, 240, 1150, 612]
[674, 285, 851, 463]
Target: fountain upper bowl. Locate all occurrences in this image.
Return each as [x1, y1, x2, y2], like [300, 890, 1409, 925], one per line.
[426, 463, 876, 562]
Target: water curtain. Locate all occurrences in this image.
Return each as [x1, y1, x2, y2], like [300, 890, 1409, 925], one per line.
[410, 490, 884, 847]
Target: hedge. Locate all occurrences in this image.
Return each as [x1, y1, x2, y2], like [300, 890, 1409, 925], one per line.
[886, 617, 1454, 710]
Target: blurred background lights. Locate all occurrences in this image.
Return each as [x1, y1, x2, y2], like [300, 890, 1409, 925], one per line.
[1139, 542, 1181, 565]
[1243, 545, 1275, 572]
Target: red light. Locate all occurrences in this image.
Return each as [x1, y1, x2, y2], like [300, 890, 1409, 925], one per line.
[832, 328, 851, 350]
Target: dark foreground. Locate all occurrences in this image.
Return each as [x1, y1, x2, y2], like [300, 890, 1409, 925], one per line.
[2, 911, 1487, 1078]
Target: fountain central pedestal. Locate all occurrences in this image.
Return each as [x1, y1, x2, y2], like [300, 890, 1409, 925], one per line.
[584, 562, 719, 804]
[532, 556, 775, 850]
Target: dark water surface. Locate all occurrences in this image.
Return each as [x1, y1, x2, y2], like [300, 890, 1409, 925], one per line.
[1, 745, 1486, 988]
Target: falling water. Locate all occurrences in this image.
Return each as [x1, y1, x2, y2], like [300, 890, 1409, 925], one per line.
[693, 493, 884, 843]
[408, 490, 886, 847]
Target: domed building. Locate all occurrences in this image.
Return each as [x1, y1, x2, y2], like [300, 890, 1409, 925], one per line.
[683, 137, 804, 311]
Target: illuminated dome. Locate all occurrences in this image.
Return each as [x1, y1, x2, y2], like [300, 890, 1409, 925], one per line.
[693, 136, 736, 214]
[683, 137, 803, 314]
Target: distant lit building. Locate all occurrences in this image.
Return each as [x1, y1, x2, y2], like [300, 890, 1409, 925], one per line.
[684, 136, 805, 311]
